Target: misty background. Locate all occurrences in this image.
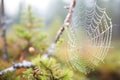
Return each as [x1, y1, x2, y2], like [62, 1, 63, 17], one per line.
[0, 0, 120, 42]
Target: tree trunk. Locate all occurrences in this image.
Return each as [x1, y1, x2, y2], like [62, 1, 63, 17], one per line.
[1, 0, 8, 61]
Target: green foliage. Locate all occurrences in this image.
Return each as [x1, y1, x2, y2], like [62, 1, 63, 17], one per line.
[0, 72, 15, 80]
[14, 25, 33, 40]
[17, 56, 73, 80]
[12, 5, 48, 57]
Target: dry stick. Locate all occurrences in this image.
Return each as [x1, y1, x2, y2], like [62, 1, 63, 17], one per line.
[0, 60, 34, 76]
[0, 0, 76, 76]
[1, 0, 8, 61]
[42, 0, 76, 58]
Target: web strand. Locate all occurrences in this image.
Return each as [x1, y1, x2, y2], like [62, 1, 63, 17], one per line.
[66, 0, 112, 73]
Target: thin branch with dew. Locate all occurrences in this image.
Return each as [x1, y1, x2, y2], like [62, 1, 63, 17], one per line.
[42, 0, 76, 58]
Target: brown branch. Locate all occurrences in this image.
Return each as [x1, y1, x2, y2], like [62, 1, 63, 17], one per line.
[19, 41, 31, 61]
[54, 0, 76, 43]
[42, 0, 76, 58]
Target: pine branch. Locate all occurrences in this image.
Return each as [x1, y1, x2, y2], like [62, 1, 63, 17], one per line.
[42, 0, 76, 58]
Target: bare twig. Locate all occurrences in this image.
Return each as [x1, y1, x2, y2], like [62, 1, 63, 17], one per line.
[0, 60, 34, 76]
[1, 0, 8, 61]
[42, 0, 76, 58]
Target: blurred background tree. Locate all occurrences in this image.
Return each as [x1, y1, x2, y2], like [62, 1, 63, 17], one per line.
[9, 5, 48, 61]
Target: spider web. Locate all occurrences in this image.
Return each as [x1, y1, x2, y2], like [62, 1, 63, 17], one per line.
[66, 0, 112, 74]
